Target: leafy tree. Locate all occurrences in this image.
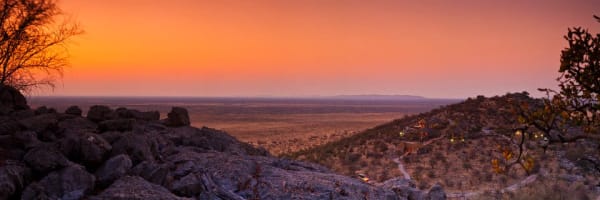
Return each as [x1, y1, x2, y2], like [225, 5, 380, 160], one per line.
[500, 16, 600, 175]
[0, 0, 82, 92]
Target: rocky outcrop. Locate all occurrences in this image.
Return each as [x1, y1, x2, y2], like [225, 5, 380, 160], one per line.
[23, 145, 71, 174]
[0, 89, 445, 199]
[64, 106, 82, 116]
[90, 176, 190, 200]
[87, 105, 114, 122]
[94, 154, 132, 188]
[0, 161, 31, 199]
[22, 165, 95, 200]
[0, 85, 28, 114]
[165, 107, 190, 127]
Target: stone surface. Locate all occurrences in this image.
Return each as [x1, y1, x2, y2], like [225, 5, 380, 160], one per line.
[64, 106, 83, 116]
[59, 132, 112, 168]
[115, 108, 160, 121]
[12, 131, 41, 150]
[90, 176, 191, 200]
[428, 183, 446, 200]
[0, 85, 28, 113]
[165, 107, 190, 127]
[21, 165, 95, 200]
[18, 113, 58, 133]
[23, 145, 71, 174]
[98, 118, 135, 132]
[0, 161, 31, 199]
[87, 105, 114, 122]
[110, 132, 159, 165]
[95, 154, 133, 188]
[0, 99, 446, 199]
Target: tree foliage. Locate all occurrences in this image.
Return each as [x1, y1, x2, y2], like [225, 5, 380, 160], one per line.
[0, 0, 81, 92]
[496, 16, 600, 175]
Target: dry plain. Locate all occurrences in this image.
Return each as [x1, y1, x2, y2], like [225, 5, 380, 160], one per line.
[29, 96, 457, 155]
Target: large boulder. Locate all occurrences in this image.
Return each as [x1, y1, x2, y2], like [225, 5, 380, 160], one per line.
[130, 161, 170, 186]
[164, 126, 268, 156]
[0, 119, 21, 135]
[58, 117, 98, 132]
[427, 183, 446, 200]
[89, 176, 190, 200]
[95, 154, 132, 188]
[161, 149, 397, 199]
[0, 161, 31, 199]
[0, 85, 28, 114]
[379, 178, 425, 200]
[87, 105, 114, 122]
[21, 165, 95, 200]
[110, 132, 159, 165]
[165, 107, 190, 127]
[18, 113, 58, 134]
[98, 118, 135, 132]
[59, 132, 112, 168]
[115, 108, 160, 121]
[12, 131, 41, 150]
[64, 106, 83, 116]
[23, 144, 71, 174]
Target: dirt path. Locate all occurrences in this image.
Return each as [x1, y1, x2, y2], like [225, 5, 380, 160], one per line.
[392, 157, 411, 180]
[391, 134, 447, 181]
[391, 128, 540, 199]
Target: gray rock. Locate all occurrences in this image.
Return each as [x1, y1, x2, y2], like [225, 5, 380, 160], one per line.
[115, 108, 160, 121]
[130, 161, 170, 186]
[0, 119, 21, 135]
[18, 114, 58, 133]
[110, 132, 159, 165]
[162, 149, 397, 200]
[427, 183, 446, 200]
[165, 107, 190, 127]
[0, 85, 28, 113]
[59, 132, 112, 168]
[21, 165, 95, 200]
[13, 131, 41, 149]
[164, 126, 268, 156]
[98, 118, 135, 132]
[95, 154, 132, 188]
[34, 106, 50, 115]
[90, 176, 190, 200]
[58, 117, 98, 132]
[23, 145, 71, 174]
[99, 131, 124, 144]
[87, 105, 114, 122]
[0, 161, 31, 199]
[64, 106, 83, 116]
[380, 178, 424, 200]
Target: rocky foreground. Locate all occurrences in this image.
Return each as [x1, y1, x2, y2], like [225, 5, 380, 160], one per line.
[0, 86, 445, 200]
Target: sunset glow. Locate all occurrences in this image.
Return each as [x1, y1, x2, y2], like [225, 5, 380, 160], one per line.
[54, 0, 600, 98]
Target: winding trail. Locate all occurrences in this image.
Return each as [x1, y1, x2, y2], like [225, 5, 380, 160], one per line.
[391, 134, 446, 180]
[390, 123, 540, 199]
[392, 157, 411, 180]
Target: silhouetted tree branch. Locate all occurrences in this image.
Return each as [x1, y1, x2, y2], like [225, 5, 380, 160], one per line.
[0, 0, 82, 92]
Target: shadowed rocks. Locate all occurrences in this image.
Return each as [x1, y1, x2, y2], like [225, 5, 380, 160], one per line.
[0, 88, 445, 200]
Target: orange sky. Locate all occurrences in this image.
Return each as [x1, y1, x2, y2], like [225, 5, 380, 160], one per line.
[49, 0, 600, 98]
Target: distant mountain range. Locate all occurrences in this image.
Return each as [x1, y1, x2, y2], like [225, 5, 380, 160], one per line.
[329, 94, 427, 100]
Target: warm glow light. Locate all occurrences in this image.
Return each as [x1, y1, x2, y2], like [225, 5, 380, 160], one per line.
[48, 0, 600, 97]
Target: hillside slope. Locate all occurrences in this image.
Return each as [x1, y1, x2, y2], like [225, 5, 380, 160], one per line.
[288, 93, 600, 199]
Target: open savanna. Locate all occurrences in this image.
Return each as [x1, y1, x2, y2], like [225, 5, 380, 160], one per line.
[29, 96, 458, 155]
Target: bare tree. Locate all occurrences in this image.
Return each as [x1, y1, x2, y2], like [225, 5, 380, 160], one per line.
[0, 0, 82, 92]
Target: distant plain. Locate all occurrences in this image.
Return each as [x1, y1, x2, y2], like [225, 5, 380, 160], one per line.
[29, 96, 459, 155]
